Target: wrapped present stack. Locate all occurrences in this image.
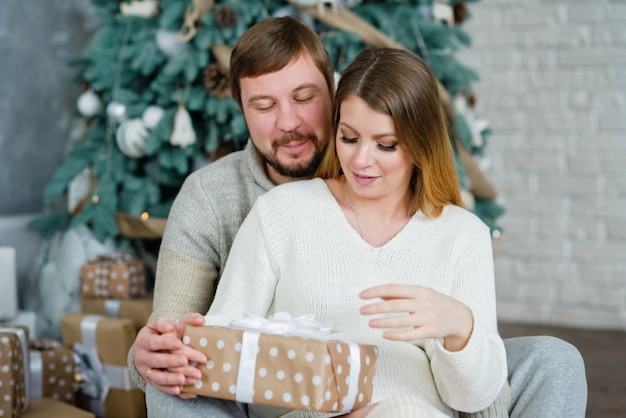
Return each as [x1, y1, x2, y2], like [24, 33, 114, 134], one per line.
[55, 252, 152, 418]
[182, 313, 378, 414]
[0, 325, 93, 418]
[60, 313, 146, 418]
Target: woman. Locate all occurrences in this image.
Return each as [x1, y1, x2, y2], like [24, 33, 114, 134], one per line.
[202, 48, 507, 417]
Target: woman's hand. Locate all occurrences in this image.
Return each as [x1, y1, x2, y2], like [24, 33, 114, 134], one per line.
[132, 312, 207, 397]
[359, 284, 473, 352]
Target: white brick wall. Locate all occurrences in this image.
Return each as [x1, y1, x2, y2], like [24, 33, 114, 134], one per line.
[457, 0, 626, 330]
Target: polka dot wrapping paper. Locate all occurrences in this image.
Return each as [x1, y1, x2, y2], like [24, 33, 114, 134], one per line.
[182, 325, 378, 413]
[0, 327, 30, 418]
[80, 253, 146, 299]
[28, 338, 76, 404]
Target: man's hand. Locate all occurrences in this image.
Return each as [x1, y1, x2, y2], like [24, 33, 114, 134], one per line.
[133, 313, 207, 397]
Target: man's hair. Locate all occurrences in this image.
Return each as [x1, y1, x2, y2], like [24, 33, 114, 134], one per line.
[230, 16, 335, 108]
[316, 48, 461, 217]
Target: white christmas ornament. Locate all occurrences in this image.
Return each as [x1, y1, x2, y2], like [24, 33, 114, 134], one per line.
[142, 105, 165, 129]
[289, 0, 340, 14]
[170, 105, 197, 148]
[433, 0, 454, 26]
[77, 90, 102, 118]
[156, 29, 187, 57]
[106, 101, 127, 123]
[67, 168, 93, 214]
[116, 118, 149, 158]
[120, 0, 159, 17]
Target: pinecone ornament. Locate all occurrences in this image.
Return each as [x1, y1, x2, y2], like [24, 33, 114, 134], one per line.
[215, 5, 237, 28]
[204, 64, 231, 98]
[453, 1, 468, 24]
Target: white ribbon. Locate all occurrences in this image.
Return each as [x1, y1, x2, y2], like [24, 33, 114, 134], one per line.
[104, 299, 121, 317]
[74, 315, 136, 418]
[28, 351, 43, 399]
[228, 312, 331, 337]
[226, 312, 362, 412]
[341, 342, 361, 413]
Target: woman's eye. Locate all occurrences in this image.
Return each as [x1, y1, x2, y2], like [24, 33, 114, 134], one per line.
[340, 136, 358, 144]
[378, 143, 397, 151]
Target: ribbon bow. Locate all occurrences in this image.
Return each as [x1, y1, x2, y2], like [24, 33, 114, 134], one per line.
[228, 312, 332, 337]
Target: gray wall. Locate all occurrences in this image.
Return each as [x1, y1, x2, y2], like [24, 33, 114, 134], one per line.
[0, 1, 98, 294]
[0, 1, 98, 214]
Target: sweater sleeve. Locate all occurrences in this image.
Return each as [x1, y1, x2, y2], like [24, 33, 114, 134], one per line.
[128, 172, 222, 390]
[204, 201, 278, 325]
[426, 221, 507, 413]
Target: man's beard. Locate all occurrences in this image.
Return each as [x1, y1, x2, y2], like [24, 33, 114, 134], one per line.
[262, 134, 326, 178]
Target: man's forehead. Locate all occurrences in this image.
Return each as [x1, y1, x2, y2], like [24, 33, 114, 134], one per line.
[240, 56, 327, 100]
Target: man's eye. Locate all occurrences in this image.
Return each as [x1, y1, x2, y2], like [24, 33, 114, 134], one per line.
[340, 136, 358, 144]
[294, 95, 314, 103]
[252, 102, 274, 111]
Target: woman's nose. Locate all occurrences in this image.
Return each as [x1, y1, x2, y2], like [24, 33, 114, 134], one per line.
[353, 142, 374, 166]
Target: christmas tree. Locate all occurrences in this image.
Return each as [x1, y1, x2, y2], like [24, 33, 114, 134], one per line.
[32, 0, 504, 243]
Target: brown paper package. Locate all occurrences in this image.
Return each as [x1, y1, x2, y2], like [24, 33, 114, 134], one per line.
[182, 325, 377, 413]
[80, 297, 153, 332]
[60, 313, 146, 418]
[21, 398, 95, 418]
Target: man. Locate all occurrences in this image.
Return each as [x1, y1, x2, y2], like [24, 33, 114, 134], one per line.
[128, 16, 587, 418]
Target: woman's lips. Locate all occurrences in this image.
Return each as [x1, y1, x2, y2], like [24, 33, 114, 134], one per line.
[352, 172, 378, 186]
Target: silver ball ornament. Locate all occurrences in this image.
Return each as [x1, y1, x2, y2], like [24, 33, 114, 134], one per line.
[106, 101, 127, 123]
[156, 29, 187, 58]
[142, 105, 165, 129]
[116, 118, 148, 158]
[77, 90, 102, 118]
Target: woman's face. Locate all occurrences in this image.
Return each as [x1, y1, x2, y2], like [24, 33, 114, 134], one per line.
[336, 95, 413, 202]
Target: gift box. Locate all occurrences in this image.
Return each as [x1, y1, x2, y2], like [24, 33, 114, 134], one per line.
[60, 313, 146, 418]
[22, 398, 94, 418]
[29, 339, 76, 404]
[80, 253, 146, 299]
[0, 327, 30, 418]
[181, 315, 377, 413]
[0, 246, 18, 320]
[80, 297, 152, 332]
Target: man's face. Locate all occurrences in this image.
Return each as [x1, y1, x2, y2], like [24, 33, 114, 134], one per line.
[239, 54, 332, 184]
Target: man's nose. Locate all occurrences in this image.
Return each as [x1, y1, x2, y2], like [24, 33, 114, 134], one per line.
[276, 103, 302, 132]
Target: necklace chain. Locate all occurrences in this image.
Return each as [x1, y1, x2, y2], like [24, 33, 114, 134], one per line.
[344, 181, 364, 239]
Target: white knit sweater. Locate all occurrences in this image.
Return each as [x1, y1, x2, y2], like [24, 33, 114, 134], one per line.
[206, 178, 507, 417]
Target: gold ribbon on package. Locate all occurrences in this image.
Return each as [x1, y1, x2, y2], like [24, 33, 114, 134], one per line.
[182, 312, 378, 413]
[0, 326, 30, 417]
[73, 315, 136, 417]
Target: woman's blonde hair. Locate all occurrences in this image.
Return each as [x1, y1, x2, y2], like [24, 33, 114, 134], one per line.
[316, 48, 461, 217]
